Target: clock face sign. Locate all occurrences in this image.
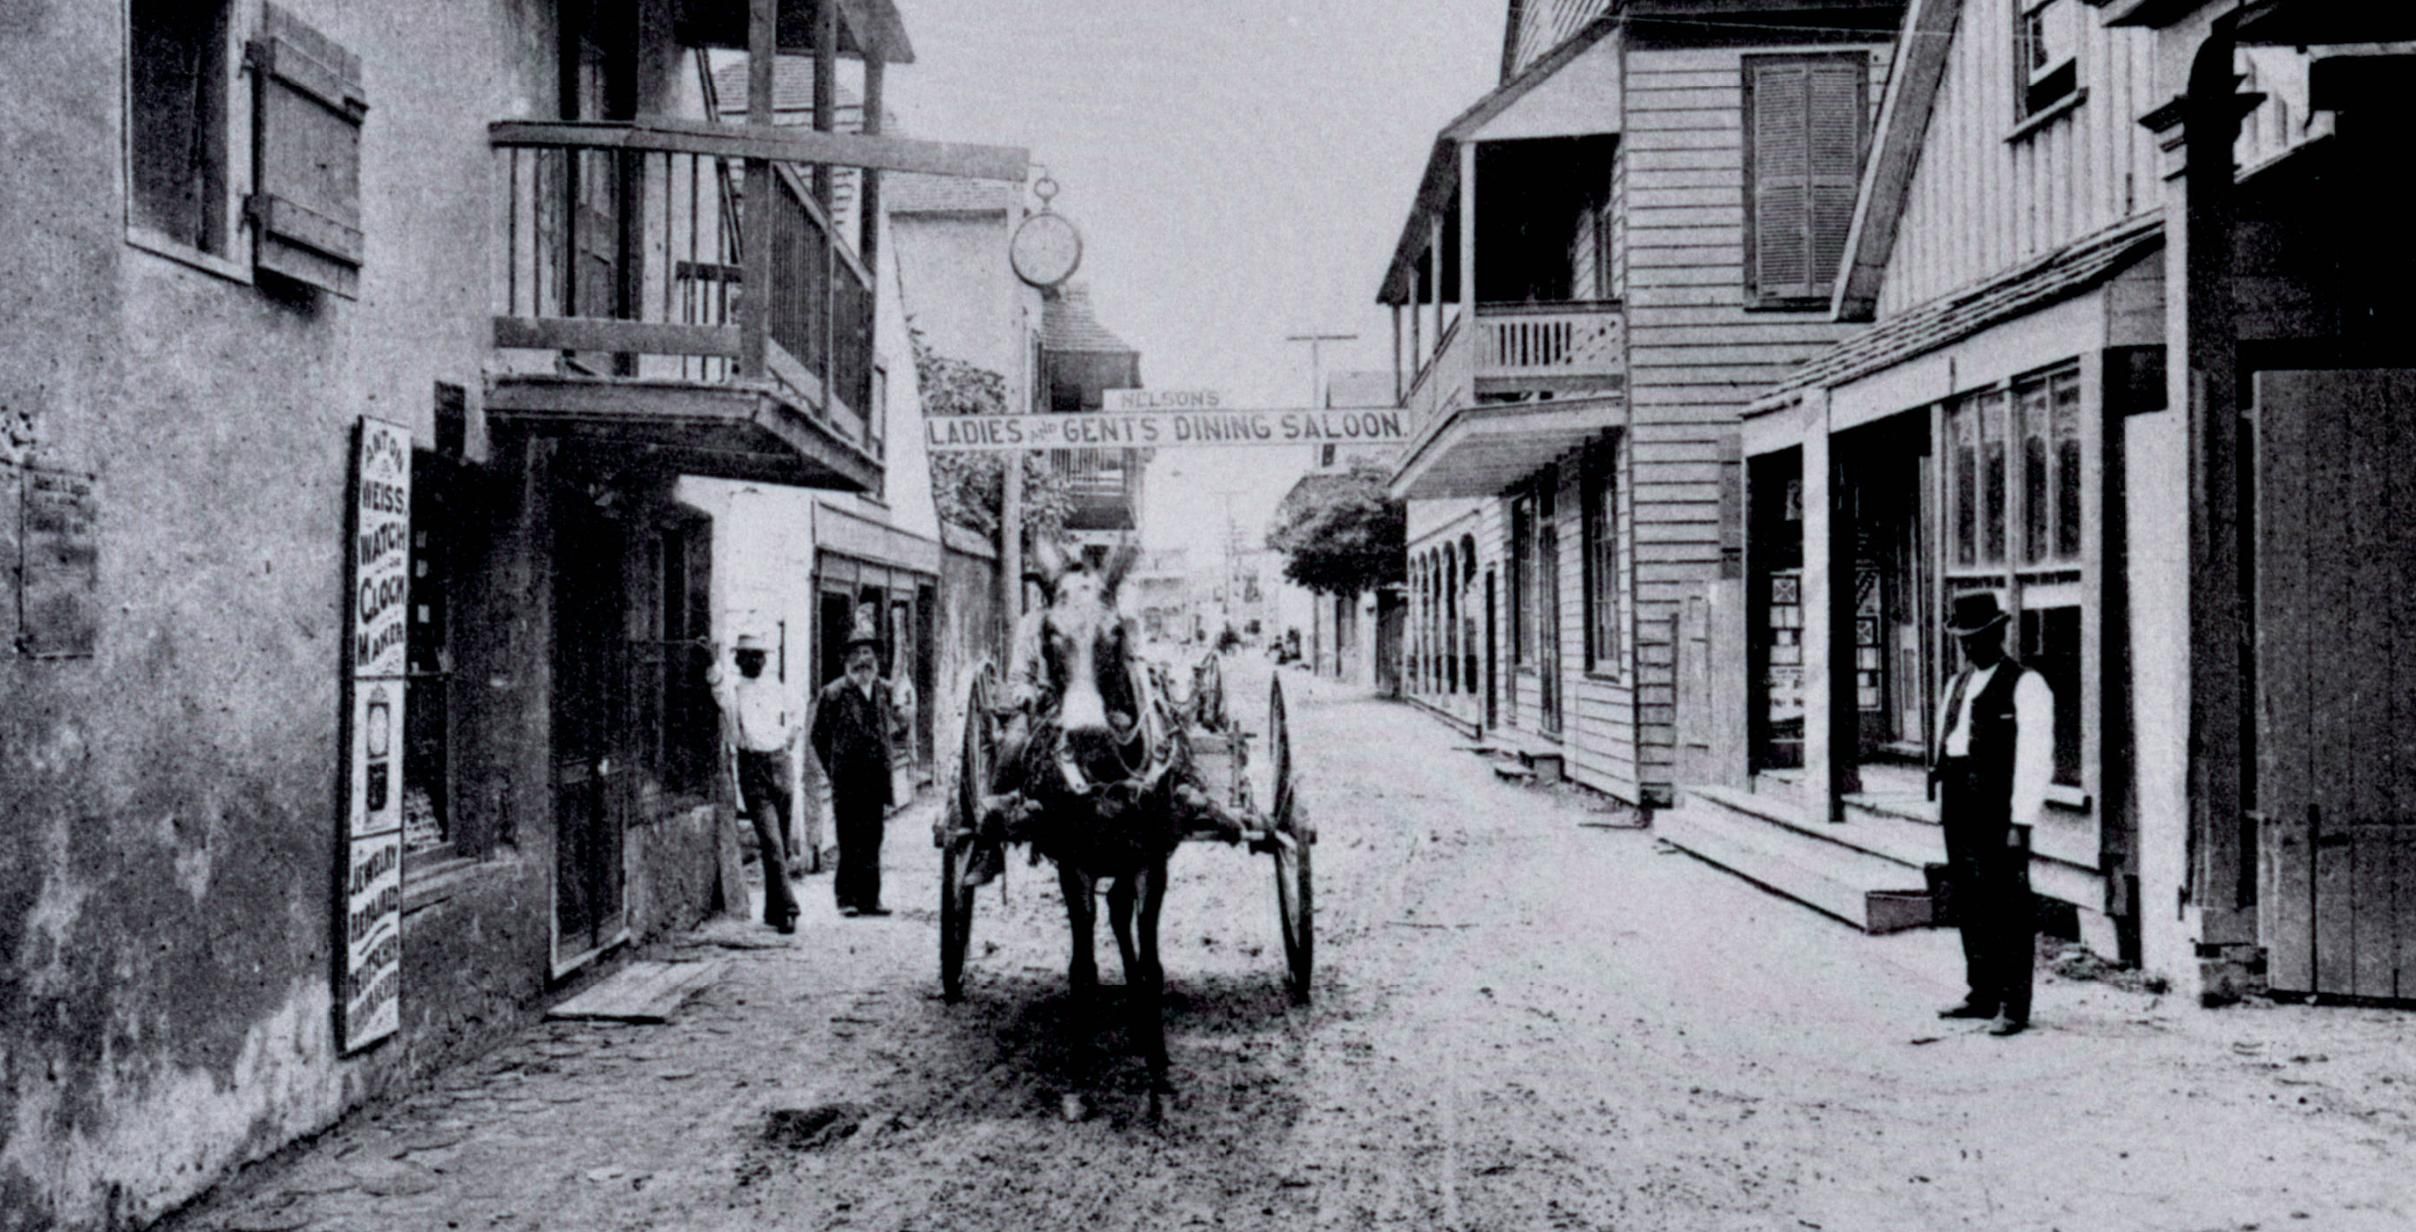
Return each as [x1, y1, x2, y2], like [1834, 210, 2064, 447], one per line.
[1011, 211, 1083, 289]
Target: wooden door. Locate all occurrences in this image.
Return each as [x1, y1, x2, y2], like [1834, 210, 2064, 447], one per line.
[1676, 590, 1712, 771]
[2254, 369, 2416, 1000]
[551, 506, 630, 971]
[1484, 571, 1499, 728]
[1538, 514, 1564, 737]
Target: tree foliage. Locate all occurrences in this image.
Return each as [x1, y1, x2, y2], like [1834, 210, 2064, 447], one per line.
[912, 326, 1071, 539]
[1264, 462, 1405, 596]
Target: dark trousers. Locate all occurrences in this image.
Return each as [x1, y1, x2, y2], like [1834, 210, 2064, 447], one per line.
[832, 779, 887, 911]
[1938, 758, 2034, 1022]
[737, 751, 797, 925]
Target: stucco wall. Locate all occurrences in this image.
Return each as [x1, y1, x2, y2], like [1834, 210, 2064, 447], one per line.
[0, 1, 594, 1226]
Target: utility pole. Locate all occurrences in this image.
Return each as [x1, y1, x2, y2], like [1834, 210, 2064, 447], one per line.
[1285, 331, 1358, 470]
[1283, 331, 1360, 411]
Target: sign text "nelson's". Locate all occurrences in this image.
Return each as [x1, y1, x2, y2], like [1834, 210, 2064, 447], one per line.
[924, 407, 1407, 453]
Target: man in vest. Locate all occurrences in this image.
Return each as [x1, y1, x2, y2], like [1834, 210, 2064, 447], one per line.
[1932, 592, 2055, 1036]
[710, 632, 800, 933]
[812, 607, 906, 917]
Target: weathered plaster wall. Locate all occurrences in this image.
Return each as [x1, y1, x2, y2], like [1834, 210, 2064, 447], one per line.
[0, 1, 564, 1227]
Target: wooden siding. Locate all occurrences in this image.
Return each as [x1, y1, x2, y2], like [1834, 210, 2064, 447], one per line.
[1875, 1, 2163, 316]
[1617, 42, 1890, 798]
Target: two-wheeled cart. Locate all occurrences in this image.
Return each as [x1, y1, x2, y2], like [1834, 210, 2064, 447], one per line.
[933, 654, 1315, 1003]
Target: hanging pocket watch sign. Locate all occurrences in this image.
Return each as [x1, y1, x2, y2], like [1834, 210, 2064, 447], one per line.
[340, 416, 411, 1052]
[1010, 175, 1082, 290]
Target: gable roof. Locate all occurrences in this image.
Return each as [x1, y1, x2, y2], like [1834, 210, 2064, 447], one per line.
[1041, 284, 1135, 355]
[1831, 0, 1964, 321]
[1755, 215, 2162, 411]
[1378, 14, 1623, 304]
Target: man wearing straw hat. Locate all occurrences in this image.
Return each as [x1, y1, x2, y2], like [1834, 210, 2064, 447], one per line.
[710, 631, 801, 933]
[1931, 591, 2055, 1037]
[812, 605, 907, 917]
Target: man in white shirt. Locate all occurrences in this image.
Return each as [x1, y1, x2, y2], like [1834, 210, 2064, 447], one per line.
[1931, 592, 2054, 1037]
[710, 632, 800, 933]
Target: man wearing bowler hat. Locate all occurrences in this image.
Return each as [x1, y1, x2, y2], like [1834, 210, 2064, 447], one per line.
[812, 606, 907, 917]
[710, 632, 801, 933]
[1932, 591, 2055, 1036]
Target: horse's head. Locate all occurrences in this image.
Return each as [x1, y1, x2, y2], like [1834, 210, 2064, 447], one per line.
[1032, 538, 1141, 774]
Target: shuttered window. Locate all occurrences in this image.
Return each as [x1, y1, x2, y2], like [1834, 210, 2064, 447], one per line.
[248, 5, 368, 297]
[1742, 54, 1867, 306]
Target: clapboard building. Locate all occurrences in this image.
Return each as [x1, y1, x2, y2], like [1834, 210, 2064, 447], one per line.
[1383, 0, 1903, 801]
[1654, 0, 2416, 998]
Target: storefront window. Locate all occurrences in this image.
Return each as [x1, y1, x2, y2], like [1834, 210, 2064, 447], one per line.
[1940, 364, 2085, 788]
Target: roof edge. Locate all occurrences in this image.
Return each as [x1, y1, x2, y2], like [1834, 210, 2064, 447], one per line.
[1832, 0, 1966, 322]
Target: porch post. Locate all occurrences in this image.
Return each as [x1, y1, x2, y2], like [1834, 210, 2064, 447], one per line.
[1800, 392, 1839, 822]
[2134, 24, 2251, 951]
[1391, 304, 1404, 404]
[813, 0, 838, 210]
[859, 52, 885, 271]
[1458, 140, 1478, 341]
[739, 0, 775, 379]
[1429, 213, 1445, 360]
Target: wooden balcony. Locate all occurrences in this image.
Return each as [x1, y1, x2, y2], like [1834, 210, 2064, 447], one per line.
[1048, 447, 1143, 533]
[486, 120, 883, 493]
[1391, 301, 1626, 501]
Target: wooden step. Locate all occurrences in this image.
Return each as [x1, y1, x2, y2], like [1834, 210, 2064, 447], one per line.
[1656, 793, 1933, 934]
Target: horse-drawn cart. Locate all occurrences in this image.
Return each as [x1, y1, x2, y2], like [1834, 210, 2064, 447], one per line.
[932, 654, 1316, 1004]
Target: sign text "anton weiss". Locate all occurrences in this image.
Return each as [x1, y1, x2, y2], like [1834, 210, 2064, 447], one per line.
[924, 406, 1407, 453]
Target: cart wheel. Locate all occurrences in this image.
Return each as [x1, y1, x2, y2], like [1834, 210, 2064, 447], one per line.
[941, 666, 998, 1003]
[1268, 675, 1314, 1003]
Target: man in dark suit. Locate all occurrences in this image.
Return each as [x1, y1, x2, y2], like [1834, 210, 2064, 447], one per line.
[812, 607, 906, 917]
[1932, 592, 2055, 1037]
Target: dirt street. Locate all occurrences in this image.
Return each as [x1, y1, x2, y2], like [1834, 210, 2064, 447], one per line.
[175, 656, 2416, 1232]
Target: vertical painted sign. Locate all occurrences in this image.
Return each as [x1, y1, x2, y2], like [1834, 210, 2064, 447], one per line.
[342, 418, 411, 1053]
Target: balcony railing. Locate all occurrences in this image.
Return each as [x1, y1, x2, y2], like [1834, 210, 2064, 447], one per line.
[1401, 300, 1624, 443]
[490, 120, 879, 458]
[1048, 447, 1142, 531]
[1475, 301, 1624, 383]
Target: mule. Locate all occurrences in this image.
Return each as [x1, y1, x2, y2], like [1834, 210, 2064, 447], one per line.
[1014, 539, 1187, 1110]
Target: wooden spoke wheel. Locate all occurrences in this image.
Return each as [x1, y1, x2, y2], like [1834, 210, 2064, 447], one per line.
[939, 665, 998, 1003]
[1267, 674, 1315, 1004]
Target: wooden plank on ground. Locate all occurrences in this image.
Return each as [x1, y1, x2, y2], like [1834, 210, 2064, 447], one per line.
[547, 959, 728, 1023]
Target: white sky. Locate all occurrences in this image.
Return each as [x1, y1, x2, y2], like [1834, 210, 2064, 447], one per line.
[884, 0, 1503, 556]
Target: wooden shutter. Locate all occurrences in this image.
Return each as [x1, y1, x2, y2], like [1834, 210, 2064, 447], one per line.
[1746, 55, 1866, 303]
[1746, 59, 1812, 301]
[248, 6, 367, 297]
[1807, 59, 1866, 289]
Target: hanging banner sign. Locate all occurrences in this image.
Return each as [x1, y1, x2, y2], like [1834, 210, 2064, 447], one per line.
[340, 416, 411, 1054]
[923, 406, 1408, 453]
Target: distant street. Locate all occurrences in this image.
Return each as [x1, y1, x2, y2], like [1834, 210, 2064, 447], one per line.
[176, 656, 2416, 1232]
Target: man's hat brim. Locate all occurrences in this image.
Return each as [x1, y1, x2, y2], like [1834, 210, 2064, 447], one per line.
[1944, 611, 2011, 636]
